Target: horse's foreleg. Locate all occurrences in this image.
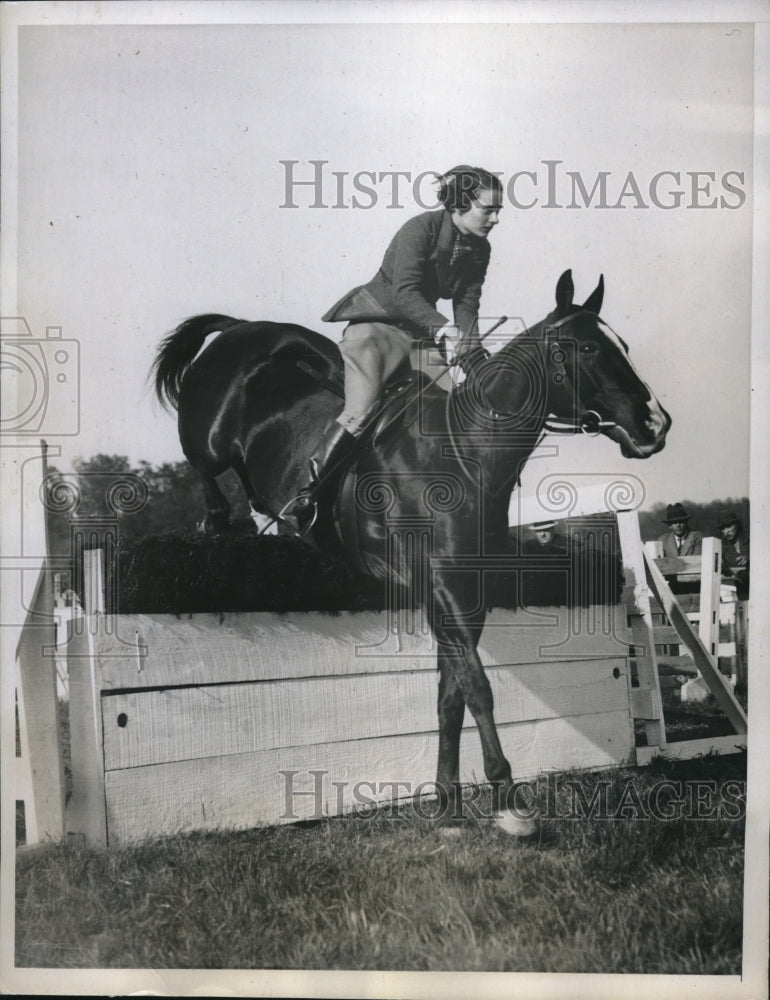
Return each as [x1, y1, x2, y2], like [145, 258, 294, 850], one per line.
[436, 666, 465, 823]
[437, 635, 512, 794]
[430, 594, 537, 836]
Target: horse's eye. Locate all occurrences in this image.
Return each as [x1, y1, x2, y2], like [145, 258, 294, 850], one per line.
[580, 342, 598, 356]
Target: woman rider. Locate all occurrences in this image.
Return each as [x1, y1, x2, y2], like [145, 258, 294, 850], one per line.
[283, 164, 503, 533]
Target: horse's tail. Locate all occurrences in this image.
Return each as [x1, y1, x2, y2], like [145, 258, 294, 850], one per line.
[152, 313, 245, 411]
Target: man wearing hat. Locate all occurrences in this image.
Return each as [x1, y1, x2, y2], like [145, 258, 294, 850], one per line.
[717, 510, 749, 597]
[523, 519, 569, 555]
[658, 503, 703, 557]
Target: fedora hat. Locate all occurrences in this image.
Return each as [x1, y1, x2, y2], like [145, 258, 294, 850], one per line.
[662, 502, 690, 524]
[530, 519, 557, 531]
[717, 510, 741, 530]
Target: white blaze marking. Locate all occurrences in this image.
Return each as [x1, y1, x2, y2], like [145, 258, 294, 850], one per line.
[597, 318, 667, 433]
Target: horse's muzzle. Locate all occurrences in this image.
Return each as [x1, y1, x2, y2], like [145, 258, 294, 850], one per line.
[605, 401, 671, 458]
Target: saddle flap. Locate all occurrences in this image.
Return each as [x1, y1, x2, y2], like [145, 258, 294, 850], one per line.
[371, 369, 430, 446]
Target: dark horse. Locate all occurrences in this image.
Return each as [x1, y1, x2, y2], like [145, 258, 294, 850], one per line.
[153, 270, 670, 835]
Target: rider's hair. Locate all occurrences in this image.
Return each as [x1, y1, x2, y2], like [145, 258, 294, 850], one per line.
[437, 165, 502, 213]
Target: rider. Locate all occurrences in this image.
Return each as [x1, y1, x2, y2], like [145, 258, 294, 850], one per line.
[282, 164, 503, 533]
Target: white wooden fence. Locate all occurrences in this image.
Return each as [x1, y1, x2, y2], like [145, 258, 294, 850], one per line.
[14, 508, 747, 848]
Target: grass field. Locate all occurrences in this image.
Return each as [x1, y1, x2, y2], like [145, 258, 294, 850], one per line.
[15, 752, 745, 973]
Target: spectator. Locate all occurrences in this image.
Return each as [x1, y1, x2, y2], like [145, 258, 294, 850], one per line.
[523, 520, 569, 555]
[658, 503, 703, 557]
[717, 510, 749, 597]
[521, 520, 569, 606]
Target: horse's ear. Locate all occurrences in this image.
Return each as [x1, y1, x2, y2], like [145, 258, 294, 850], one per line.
[555, 269, 574, 316]
[583, 274, 604, 315]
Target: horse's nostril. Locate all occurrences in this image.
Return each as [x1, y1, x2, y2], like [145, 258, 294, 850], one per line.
[641, 403, 669, 441]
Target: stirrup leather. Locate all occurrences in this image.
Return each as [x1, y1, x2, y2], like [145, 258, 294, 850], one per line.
[278, 420, 358, 536]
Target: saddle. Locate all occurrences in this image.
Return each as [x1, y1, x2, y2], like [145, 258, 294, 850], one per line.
[296, 356, 433, 448]
[294, 357, 437, 572]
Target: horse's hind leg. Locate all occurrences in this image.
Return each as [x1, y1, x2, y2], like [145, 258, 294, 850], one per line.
[231, 457, 279, 534]
[198, 471, 231, 533]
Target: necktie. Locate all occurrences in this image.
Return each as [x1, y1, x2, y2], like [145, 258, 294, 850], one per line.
[450, 232, 474, 276]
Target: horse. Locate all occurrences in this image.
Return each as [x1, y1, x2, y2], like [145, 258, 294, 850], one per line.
[152, 269, 671, 835]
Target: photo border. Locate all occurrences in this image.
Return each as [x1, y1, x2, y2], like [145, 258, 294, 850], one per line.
[1, 2, 767, 998]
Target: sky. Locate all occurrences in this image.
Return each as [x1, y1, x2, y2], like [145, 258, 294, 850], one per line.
[3, 7, 758, 519]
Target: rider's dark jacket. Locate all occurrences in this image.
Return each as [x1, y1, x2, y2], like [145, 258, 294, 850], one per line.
[322, 208, 490, 340]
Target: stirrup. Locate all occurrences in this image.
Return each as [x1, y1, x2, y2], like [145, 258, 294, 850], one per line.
[278, 490, 319, 536]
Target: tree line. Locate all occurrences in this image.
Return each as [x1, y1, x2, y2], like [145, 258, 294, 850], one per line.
[45, 453, 250, 554]
[44, 453, 748, 552]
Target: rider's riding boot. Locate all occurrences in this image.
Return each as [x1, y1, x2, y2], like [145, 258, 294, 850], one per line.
[281, 420, 358, 535]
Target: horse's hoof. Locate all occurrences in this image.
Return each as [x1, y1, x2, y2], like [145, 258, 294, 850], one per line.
[493, 811, 539, 838]
[249, 508, 278, 535]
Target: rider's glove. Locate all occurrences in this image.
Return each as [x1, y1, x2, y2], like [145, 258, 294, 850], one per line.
[434, 323, 461, 364]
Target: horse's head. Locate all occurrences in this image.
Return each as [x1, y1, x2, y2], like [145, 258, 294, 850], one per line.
[541, 270, 670, 458]
[466, 270, 670, 460]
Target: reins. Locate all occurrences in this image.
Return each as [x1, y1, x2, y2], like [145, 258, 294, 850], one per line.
[445, 310, 620, 490]
[265, 310, 620, 534]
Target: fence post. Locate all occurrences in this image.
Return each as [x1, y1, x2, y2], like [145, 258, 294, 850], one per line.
[698, 536, 721, 659]
[734, 600, 749, 693]
[14, 569, 66, 845]
[64, 618, 107, 845]
[14, 635, 61, 846]
[680, 536, 722, 703]
[616, 511, 666, 750]
[64, 553, 108, 845]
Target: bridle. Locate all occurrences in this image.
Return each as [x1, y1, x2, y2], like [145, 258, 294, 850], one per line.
[445, 309, 623, 490]
[468, 309, 619, 437]
[541, 311, 619, 436]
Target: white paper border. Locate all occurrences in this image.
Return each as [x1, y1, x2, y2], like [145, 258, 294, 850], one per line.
[1, 2, 767, 998]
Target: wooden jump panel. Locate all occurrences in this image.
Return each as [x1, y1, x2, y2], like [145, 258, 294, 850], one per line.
[104, 709, 635, 844]
[66, 607, 636, 844]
